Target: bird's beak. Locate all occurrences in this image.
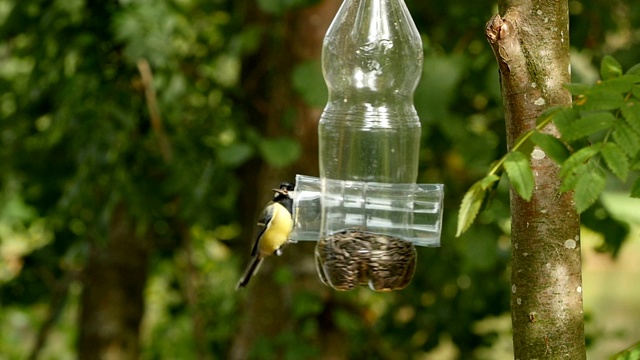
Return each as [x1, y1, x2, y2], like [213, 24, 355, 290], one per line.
[273, 189, 287, 195]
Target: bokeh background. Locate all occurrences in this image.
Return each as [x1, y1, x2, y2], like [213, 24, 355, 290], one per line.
[0, 0, 639, 359]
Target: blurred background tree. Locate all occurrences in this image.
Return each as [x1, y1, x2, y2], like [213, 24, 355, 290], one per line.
[0, 0, 639, 359]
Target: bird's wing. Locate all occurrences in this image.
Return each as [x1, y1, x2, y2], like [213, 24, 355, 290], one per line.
[250, 202, 274, 256]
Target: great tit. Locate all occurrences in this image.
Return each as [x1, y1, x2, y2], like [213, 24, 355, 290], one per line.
[236, 182, 295, 290]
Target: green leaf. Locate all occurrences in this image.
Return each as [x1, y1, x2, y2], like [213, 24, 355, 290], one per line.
[611, 122, 640, 158]
[456, 174, 500, 236]
[503, 151, 534, 201]
[600, 55, 623, 80]
[564, 83, 590, 95]
[292, 60, 327, 108]
[559, 112, 615, 142]
[479, 172, 501, 211]
[547, 107, 578, 137]
[531, 132, 570, 163]
[560, 145, 601, 178]
[575, 89, 625, 111]
[621, 102, 640, 134]
[600, 142, 629, 180]
[631, 178, 640, 198]
[456, 187, 483, 237]
[561, 162, 589, 193]
[611, 121, 640, 158]
[574, 170, 606, 213]
[598, 75, 640, 93]
[478, 173, 501, 190]
[538, 106, 575, 127]
[258, 137, 301, 168]
[631, 154, 640, 171]
[217, 143, 254, 167]
[626, 63, 640, 76]
[632, 85, 640, 100]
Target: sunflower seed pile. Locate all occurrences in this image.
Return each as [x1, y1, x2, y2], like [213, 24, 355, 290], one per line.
[315, 229, 417, 291]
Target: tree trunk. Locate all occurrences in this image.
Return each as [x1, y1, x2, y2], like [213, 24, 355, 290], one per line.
[78, 204, 151, 360]
[230, 1, 347, 359]
[485, 1, 585, 358]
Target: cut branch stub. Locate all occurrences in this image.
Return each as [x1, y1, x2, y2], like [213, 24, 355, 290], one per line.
[486, 13, 543, 148]
[485, 14, 523, 75]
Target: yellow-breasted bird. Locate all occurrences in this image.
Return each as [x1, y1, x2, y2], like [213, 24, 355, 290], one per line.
[236, 182, 295, 290]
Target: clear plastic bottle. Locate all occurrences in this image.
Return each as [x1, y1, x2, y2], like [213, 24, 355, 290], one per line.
[316, 0, 424, 291]
[319, 0, 423, 183]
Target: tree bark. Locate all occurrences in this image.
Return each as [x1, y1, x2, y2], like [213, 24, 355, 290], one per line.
[230, 1, 346, 359]
[78, 204, 151, 360]
[485, 1, 585, 358]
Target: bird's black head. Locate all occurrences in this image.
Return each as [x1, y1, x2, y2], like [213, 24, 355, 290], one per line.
[278, 182, 295, 192]
[272, 181, 294, 200]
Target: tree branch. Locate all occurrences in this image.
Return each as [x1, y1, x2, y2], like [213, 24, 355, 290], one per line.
[137, 58, 173, 163]
[178, 224, 209, 360]
[28, 272, 74, 360]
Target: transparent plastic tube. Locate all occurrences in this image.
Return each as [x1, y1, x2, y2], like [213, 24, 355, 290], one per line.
[291, 175, 443, 247]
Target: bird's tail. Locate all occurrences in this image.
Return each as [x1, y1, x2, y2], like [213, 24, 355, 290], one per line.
[236, 256, 264, 290]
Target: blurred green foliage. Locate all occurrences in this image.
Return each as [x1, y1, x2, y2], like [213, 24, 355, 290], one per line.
[0, 0, 639, 358]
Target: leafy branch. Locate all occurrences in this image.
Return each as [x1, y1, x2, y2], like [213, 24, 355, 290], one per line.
[609, 340, 640, 360]
[457, 56, 640, 236]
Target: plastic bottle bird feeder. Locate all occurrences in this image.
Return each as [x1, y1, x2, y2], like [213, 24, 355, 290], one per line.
[289, 0, 444, 291]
